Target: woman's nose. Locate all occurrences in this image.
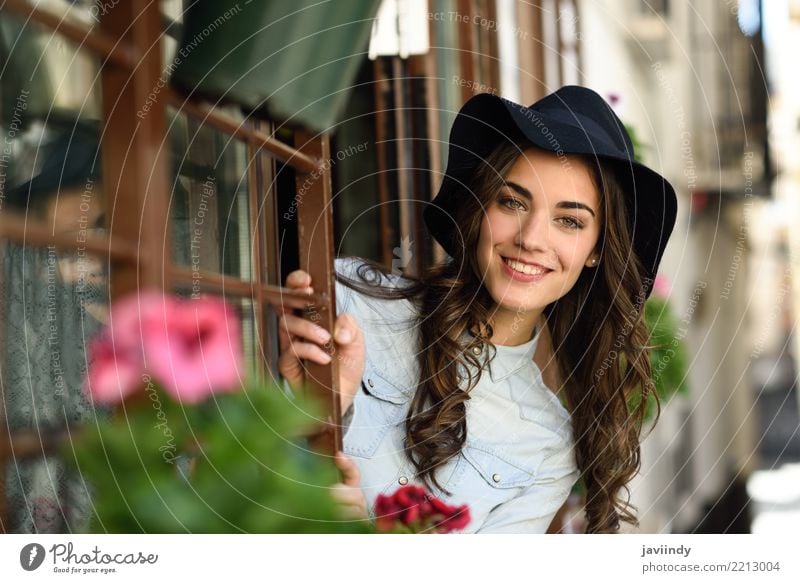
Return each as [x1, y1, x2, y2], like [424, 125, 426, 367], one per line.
[513, 211, 550, 252]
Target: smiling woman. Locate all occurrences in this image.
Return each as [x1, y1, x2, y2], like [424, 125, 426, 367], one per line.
[279, 86, 678, 533]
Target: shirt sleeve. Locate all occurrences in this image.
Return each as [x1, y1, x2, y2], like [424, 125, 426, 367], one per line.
[333, 257, 367, 440]
[283, 258, 410, 444]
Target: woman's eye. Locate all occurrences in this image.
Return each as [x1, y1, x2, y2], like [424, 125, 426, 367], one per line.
[499, 197, 524, 211]
[558, 216, 584, 230]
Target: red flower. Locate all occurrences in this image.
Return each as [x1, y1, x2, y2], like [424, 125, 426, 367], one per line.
[374, 484, 471, 534]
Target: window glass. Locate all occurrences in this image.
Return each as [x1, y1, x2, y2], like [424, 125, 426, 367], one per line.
[15, 0, 100, 29]
[1, 231, 109, 534]
[169, 108, 254, 282]
[0, 9, 102, 123]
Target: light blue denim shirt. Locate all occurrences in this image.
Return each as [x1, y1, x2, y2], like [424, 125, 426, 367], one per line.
[333, 257, 578, 533]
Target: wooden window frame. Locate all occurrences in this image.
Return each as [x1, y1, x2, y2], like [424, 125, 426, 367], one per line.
[0, 0, 341, 532]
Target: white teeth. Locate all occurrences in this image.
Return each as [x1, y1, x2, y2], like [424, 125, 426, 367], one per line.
[504, 258, 548, 276]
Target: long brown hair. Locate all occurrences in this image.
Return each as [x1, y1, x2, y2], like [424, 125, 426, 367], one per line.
[337, 140, 657, 533]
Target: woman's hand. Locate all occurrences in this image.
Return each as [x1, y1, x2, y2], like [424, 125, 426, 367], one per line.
[277, 270, 365, 414]
[330, 451, 368, 520]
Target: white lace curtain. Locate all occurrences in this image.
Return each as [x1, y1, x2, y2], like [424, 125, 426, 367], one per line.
[2, 242, 108, 532]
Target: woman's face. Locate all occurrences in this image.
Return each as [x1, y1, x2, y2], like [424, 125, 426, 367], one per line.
[476, 147, 602, 332]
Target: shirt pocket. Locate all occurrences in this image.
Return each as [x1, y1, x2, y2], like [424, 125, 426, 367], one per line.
[342, 359, 410, 459]
[460, 441, 543, 490]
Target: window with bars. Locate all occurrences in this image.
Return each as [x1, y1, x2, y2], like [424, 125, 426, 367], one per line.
[0, 0, 343, 533]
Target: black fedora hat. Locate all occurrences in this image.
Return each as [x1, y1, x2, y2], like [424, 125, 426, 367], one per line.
[424, 85, 677, 299]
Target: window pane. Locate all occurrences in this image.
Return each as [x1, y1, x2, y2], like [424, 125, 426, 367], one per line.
[237, 297, 259, 379]
[15, 0, 100, 30]
[1, 240, 110, 533]
[0, 9, 102, 122]
[1, 10, 105, 228]
[169, 109, 255, 282]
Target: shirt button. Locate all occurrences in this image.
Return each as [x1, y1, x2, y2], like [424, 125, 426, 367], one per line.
[492, 473, 501, 483]
[471, 345, 481, 355]
[398, 476, 408, 485]
[367, 378, 374, 388]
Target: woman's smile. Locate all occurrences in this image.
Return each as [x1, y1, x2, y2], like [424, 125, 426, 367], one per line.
[500, 256, 553, 281]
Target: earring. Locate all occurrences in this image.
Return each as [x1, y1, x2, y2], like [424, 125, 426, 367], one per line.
[590, 258, 598, 266]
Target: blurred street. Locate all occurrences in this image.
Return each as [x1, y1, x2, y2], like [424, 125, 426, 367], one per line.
[750, 342, 800, 533]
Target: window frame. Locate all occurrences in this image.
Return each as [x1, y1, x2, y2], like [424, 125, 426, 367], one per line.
[0, 0, 342, 532]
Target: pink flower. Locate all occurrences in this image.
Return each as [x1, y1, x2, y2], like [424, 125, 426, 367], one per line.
[141, 295, 243, 404]
[84, 291, 243, 405]
[85, 291, 167, 404]
[652, 275, 672, 299]
[85, 330, 143, 404]
[108, 291, 169, 354]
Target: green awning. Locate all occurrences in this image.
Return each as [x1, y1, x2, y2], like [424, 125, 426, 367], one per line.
[171, 0, 382, 134]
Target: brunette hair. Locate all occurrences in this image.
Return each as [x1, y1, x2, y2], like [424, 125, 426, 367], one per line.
[337, 140, 657, 533]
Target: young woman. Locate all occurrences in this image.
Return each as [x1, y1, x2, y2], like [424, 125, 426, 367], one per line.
[279, 86, 677, 533]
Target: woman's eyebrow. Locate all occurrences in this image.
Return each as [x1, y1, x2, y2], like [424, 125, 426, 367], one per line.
[556, 200, 596, 217]
[503, 180, 597, 217]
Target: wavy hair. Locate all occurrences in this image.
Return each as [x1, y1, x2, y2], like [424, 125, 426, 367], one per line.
[336, 140, 657, 533]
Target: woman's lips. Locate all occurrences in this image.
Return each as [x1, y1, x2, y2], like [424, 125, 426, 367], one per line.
[501, 257, 552, 282]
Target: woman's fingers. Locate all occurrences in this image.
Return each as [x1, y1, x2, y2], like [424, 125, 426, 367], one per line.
[279, 340, 332, 366]
[279, 270, 315, 312]
[286, 270, 311, 288]
[277, 335, 333, 391]
[278, 272, 368, 410]
[277, 311, 334, 390]
[334, 451, 361, 488]
[336, 505, 369, 521]
[333, 313, 360, 345]
[331, 452, 367, 521]
[280, 313, 331, 345]
[330, 483, 368, 520]
[330, 483, 365, 505]
[333, 314, 366, 411]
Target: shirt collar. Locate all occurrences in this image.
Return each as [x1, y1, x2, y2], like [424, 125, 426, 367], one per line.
[464, 325, 542, 383]
[489, 326, 542, 382]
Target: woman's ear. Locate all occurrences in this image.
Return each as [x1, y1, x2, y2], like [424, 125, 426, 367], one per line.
[585, 255, 600, 268]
